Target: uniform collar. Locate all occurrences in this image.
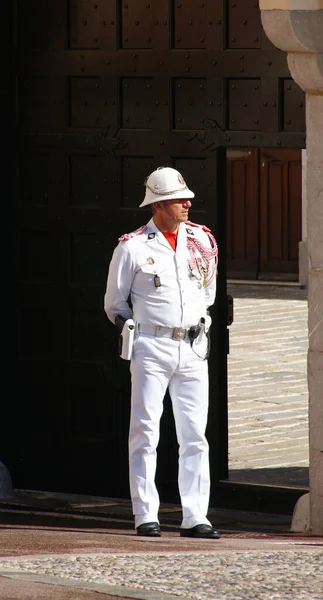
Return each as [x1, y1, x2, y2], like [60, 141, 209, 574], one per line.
[145, 219, 191, 251]
[145, 218, 170, 250]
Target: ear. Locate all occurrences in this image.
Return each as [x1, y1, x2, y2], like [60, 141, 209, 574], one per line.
[153, 201, 163, 212]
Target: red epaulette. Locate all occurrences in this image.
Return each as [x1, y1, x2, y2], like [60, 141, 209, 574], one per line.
[118, 225, 147, 242]
[185, 220, 211, 233]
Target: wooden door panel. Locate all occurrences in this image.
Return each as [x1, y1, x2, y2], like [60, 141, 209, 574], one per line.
[227, 148, 302, 281]
[259, 149, 301, 279]
[226, 149, 259, 279]
[288, 160, 302, 263]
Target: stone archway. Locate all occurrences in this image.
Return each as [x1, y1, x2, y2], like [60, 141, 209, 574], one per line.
[260, 0, 323, 535]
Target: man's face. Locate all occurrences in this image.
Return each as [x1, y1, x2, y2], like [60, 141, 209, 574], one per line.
[158, 198, 192, 224]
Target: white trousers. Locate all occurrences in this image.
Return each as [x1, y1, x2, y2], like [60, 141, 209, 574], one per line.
[129, 334, 212, 529]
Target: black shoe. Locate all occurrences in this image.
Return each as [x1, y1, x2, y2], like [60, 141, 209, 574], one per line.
[136, 522, 161, 537]
[180, 524, 220, 539]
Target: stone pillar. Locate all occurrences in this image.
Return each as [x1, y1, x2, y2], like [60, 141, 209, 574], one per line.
[260, 0, 323, 535]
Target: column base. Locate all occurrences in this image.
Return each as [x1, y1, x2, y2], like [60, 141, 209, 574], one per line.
[290, 492, 310, 533]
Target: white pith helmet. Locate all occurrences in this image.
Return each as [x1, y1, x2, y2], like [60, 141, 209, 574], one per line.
[139, 166, 195, 208]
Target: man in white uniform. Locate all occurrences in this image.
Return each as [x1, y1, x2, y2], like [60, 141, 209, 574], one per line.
[104, 167, 219, 538]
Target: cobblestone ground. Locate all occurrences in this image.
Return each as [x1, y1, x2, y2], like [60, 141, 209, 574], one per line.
[0, 548, 322, 600]
[227, 284, 309, 487]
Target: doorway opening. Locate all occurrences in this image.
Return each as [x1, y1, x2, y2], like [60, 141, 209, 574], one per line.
[225, 148, 308, 489]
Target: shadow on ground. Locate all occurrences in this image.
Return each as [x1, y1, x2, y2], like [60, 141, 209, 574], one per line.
[229, 467, 309, 488]
[227, 283, 307, 301]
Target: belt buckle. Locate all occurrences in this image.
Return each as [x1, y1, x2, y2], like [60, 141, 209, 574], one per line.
[172, 327, 186, 340]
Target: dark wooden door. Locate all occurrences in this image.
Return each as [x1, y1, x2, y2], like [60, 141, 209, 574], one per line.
[227, 148, 302, 281]
[10, 0, 229, 499]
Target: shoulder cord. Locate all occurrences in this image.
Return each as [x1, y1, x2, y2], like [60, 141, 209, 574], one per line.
[187, 231, 218, 285]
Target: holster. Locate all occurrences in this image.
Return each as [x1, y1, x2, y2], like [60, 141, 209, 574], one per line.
[195, 315, 212, 345]
[115, 315, 136, 360]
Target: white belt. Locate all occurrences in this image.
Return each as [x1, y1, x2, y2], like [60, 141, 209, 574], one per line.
[138, 323, 191, 341]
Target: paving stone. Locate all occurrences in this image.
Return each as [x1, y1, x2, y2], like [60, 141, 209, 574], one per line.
[0, 550, 322, 600]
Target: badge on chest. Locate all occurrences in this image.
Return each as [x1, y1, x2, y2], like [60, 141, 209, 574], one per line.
[140, 256, 163, 288]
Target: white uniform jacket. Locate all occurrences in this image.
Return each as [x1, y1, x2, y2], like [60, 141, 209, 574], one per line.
[104, 218, 217, 330]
